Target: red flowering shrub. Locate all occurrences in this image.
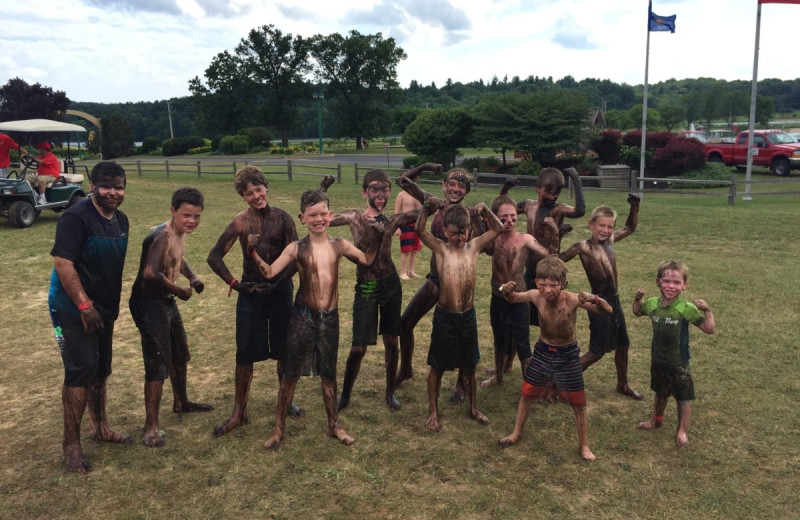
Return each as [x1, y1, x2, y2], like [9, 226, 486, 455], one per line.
[652, 137, 706, 177]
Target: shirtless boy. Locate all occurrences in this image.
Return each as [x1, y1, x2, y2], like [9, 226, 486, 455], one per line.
[481, 195, 554, 388]
[129, 187, 213, 447]
[633, 260, 715, 447]
[417, 200, 502, 431]
[394, 189, 422, 279]
[498, 256, 612, 461]
[505, 168, 585, 326]
[395, 165, 487, 403]
[207, 165, 300, 438]
[253, 189, 381, 449]
[560, 194, 643, 400]
[330, 169, 416, 411]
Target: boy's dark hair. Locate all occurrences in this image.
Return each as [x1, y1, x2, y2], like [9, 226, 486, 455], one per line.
[234, 165, 268, 196]
[536, 255, 568, 285]
[536, 167, 565, 188]
[442, 203, 470, 231]
[90, 161, 126, 187]
[300, 189, 330, 213]
[656, 260, 689, 282]
[491, 195, 516, 216]
[444, 167, 471, 194]
[172, 187, 204, 210]
[362, 169, 391, 191]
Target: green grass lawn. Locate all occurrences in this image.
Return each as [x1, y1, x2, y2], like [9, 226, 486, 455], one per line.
[1, 169, 798, 519]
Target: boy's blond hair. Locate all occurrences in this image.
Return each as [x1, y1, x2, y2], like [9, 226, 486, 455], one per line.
[590, 205, 617, 222]
[535, 255, 568, 285]
[656, 260, 689, 282]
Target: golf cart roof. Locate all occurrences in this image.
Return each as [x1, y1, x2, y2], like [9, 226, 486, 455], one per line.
[0, 119, 87, 133]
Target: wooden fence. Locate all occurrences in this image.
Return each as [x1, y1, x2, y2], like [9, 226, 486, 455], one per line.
[110, 158, 800, 205]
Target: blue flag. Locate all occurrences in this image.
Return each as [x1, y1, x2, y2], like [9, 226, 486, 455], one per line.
[648, 1, 676, 32]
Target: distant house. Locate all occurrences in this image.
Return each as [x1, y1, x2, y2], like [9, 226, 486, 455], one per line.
[587, 108, 606, 130]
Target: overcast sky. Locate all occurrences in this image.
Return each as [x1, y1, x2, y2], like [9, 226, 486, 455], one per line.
[3, 0, 798, 104]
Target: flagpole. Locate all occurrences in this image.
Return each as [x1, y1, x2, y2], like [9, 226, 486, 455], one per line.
[744, 1, 762, 201]
[639, 7, 651, 196]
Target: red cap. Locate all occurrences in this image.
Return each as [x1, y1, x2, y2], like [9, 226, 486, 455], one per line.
[35, 141, 52, 151]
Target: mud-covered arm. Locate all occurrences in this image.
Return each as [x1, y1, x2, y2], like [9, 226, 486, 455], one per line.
[564, 168, 586, 219]
[693, 299, 716, 335]
[473, 203, 502, 252]
[180, 258, 204, 293]
[613, 193, 640, 242]
[143, 231, 192, 301]
[396, 162, 442, 204]
[632, 289, 646, 316]
[559, 241, 583, 263]
[53, 256, 104, 334]
[578, 292, 612, 314]
[207, 222, 239, 286]
[416, 198, 444, 253]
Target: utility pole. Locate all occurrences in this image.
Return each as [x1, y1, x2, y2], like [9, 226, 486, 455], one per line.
[312, 88, 323, 154]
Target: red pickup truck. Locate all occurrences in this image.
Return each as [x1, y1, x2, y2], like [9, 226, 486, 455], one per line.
[704, 129, 800, 176]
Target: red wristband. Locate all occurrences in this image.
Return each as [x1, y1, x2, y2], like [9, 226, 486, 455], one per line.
[594, 294, 599, 305]
[228, 278, 237, 298]
[653, 415, 664, 422]
[250, 249, 257, 257]
[78, 300, 93, 311]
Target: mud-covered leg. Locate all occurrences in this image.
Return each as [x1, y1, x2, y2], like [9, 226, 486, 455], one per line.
[338, 346, 365, 411]
[614, 347, 643, 400]
[397, 281, 438, 386]
[264, 377, 298, 450]
[465, 369, 488, 425]
[322, 377, 353, 445]
[277, 360, 304, 419]
[87, 378, 132, 444]
[425, 368, 443, 431]
[143, 380, 165, 447]
[213, 363, 252, 437]
[384, 335, 401, 410]
[499, 394, 533, 447]
[171, 362, 213, 413]
[62, 385, 91, 472]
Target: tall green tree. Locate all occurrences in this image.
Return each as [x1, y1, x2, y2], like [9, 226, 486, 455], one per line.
[0, 77, 70, 121]
[100, 112, 134, 159]
[188, 50, 255, 137]
[311, 31, 406, 149]
[403, 108, 473, 168]
[474, 91, 588, 162]
[658, 104, 686, 132]
[234, 25, 311, 147]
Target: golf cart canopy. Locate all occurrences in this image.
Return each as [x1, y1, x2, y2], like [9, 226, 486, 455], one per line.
[0, 119, 87, 133]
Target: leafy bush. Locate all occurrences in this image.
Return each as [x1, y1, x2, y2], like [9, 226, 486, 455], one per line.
[219, 135, 250, 155]
[238, 127, 271, 148]
[512, 158, 542, 176]
[652, 137, 706, 177]
[590, 129, 622, 164]
[188, 146, 211, 155]
[141, 136, 162, 154]
[459, 156, 501, 173]
[162, 135, 207, 156]
[403, 155, 422, 169]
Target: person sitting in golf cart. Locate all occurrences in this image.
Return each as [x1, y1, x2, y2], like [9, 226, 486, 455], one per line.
[0, 132, 27, 179]
[27, 141, 60, 205]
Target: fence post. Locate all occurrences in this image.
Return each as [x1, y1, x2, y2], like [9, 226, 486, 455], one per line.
[337, 164, 342, 184]
[232, 161, 237, 176]
[197, 161, 201, 179]
[471, 168, 478, 192]
[287, 160, 292, 182]
[728, 174, 737, 205]
[354, 163, 359, 185]
[165, 160, 170, 178]
[136, 160, 142, 177]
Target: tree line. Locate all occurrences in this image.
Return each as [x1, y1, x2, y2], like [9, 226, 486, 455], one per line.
[1, 24, 798, 149]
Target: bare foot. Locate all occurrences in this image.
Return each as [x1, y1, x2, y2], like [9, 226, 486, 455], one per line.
[616, 384, 644, 401]
[498, 434, 520, 448]
[469, 409, 489, 425]
[409, 271, 421, 278]
[331, 425, 354, 446]
[637, 418, 663, 430]
[63, 444, 92, 473]
[143, 430, 166, 448]
[449, 387, 466, 404]
[289, 402, 305, 419]
[581, 446, 596, 461]
[89, 425, 133, 444]
[264, 434, 282, 451]
[425, 413, 441, 432]
[386, 393, 401, 411]
[174, 401, 213, 413]
[399, 273, 411, 281]
[213, 413, 248, 438]
[480, 375, 499, 389]
[676, 432, 689, 447]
